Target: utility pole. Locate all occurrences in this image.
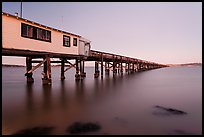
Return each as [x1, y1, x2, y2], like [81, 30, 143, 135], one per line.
[20, 2, 22, 17]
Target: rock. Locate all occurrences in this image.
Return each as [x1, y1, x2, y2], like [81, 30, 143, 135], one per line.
[173, 129, 196, 135]
[12, 126, 54, 135]
[155, 105, 187, 115]
[113, 116, 128, 126]
[67, 122, 101, 134]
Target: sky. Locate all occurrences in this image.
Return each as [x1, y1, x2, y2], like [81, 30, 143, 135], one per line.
[2, 2, 202, 65]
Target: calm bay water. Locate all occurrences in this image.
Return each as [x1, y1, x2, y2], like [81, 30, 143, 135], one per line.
[2, 66, 202, 135]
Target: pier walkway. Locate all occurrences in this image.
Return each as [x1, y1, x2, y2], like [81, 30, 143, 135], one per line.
[2, 48, 168, 84]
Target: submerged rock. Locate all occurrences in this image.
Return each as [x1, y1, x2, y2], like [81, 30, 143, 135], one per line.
[67, 122, 101, 134]
[173, 129, 196, 135]
[12, 126, 54, 135]
[154, 105, 187, 115]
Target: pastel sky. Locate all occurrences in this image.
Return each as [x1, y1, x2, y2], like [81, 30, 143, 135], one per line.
[2, 2, 202, 65]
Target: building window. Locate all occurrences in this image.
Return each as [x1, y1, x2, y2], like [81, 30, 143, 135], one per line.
[63, 35, 70, 47]
[73, 38, 77, 46]
[37, 29, 43, 39]
[37, 28, 51, 41]
[22, 23, 33, 38]
[21, 23, 51, 42]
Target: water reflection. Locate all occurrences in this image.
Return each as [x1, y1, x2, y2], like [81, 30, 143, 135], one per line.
[42, 84, 52, 111]
[25, 83, 34, 113]
[2, 66, 202, 135]
[75, 80, 86, 104]
[59, 80, 68, 108]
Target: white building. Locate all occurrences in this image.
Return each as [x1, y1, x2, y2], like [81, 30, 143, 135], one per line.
[2, 12, 91, 56]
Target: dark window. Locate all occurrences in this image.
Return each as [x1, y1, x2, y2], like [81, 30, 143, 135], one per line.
[37, 29, 43, 39]
[21, 23, 33, 38]
[21, 23, 51, 42]
[63, 35, 70, 47]
[73, 38, 77, 46]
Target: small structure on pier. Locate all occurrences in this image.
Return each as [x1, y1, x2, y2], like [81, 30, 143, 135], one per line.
[2, 12, 168, 84]
[2, 12, 90, 56]
[2, 12, 91, 84]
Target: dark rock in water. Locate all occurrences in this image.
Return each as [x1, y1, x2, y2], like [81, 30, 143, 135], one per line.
[113, 116, 128, 127]
[154, 105, 187, 115]
[12, 126, 54, 135]
[67, 122, 101, 134]
[173, 129, 196, 135]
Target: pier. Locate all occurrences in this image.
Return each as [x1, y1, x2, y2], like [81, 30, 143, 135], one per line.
[2, 11, 168, 84]
[2, 48, 168, 84]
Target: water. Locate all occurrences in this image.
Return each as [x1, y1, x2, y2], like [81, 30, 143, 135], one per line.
[2, 66, 202, 135]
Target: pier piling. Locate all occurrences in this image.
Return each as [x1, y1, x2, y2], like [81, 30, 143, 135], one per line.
[61, 58, 65, 80]
[94, 61, 99, 78]
[26, 57, 34, 83]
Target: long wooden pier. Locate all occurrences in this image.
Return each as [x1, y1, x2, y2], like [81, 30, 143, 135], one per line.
[2, 48, 168, 84]
[2, 11, 168, 84]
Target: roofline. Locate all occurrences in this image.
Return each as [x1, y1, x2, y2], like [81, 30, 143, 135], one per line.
[2, 12, 81, 38]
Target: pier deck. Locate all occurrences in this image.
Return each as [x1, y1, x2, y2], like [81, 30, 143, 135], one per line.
[2, 48, 168, 84]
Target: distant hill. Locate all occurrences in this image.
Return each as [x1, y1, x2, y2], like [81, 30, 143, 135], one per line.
[167, 63, 202, 67]
[2, 64, 25, 67]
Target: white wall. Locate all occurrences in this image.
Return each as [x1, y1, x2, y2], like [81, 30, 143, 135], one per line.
[2, 14, 79, 55]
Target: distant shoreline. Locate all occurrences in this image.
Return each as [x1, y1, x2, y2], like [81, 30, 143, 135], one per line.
[2, 64, 25, 67]
[167, 63, 202, 67]
[2, 63, 202, 67]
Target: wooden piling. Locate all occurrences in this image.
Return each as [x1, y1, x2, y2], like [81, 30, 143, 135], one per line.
[101, 54, 103, 78]
[26, 57, 34, 83]
[42, 56, 52, 84]
[81, 60, 86, 77]
[105, 62, 110, 75]
[113, 60, 117, 76]
[132, 63, 134, 73]
[61, 58, 65, 80]
[75, 59, 81, 80]
[128, 62, 130, 74]
[94, 61, 99, 78]
[120, 62, 123, 74]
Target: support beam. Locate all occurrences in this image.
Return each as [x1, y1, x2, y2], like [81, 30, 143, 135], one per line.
[132, 63, 134, 73]
[81, 60, 86, 77]
[105, 62, 110, 75]
[113, 61, 116, 75]
[42, 56, 52, 84]
[47, 57, 51, 80]
[125, 63, 128, 72]
[128, 62, 130, 74]
[75, 59, 80, 80]
[31, 60, 62, 63]
[94, 61, 100, 78]
[26, 58, 47, 74]
[120, 62, 123, 74]
[79, 60, 84, 79]
[26, 57, 34, 83]
[64, 63, 76, 72]
[101, 54, 103, 78]
[61, 58, 65, 80]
